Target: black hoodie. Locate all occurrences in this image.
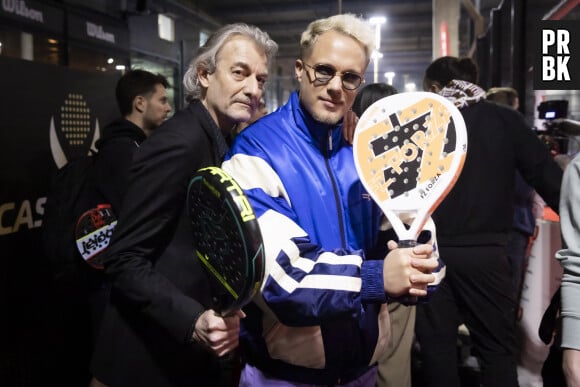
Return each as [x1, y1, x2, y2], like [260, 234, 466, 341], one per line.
[94, 118, 146, 212]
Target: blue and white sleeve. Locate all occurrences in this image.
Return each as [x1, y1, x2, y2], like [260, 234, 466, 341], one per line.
[222, 152, 386, 327]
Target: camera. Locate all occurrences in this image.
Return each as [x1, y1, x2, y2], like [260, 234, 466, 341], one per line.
[537, 100, 568, 120]
[535, 99, 578, 156]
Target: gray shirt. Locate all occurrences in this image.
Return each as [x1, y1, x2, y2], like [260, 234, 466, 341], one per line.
[557, 152, 580, 350]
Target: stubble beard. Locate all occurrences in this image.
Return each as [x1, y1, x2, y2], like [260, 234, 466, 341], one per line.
[311, 109, 342, 126]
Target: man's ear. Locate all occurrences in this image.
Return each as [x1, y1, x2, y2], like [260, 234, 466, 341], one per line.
[198, 68, 210, 89]
[429, 83, 441, 93]
[134, 95, 146, 113]
[294, 59, 304, 82]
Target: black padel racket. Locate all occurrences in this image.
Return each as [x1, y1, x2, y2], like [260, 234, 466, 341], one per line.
[353, 91, 467, 247]
[75, 204, 117, 269]
[187, 166, 265, 316]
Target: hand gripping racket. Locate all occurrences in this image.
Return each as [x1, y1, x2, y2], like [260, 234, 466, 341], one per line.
[353, 91, 467, 247]
[187, 166, 265, 316]
[75, 204, 117, 269]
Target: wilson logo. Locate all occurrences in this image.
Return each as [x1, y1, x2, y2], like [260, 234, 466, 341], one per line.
[2, 0, 43, 23]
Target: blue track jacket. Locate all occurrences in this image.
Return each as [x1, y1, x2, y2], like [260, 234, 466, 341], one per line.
[222, 91, 438, 384]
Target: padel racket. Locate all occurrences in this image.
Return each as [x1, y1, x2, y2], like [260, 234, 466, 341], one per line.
[353, 91, 467, 247]
[187, 166, 265, 316]
[75, 204, 117, 269]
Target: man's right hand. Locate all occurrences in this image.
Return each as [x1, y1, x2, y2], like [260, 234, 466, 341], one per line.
[382, 240, 437, 298]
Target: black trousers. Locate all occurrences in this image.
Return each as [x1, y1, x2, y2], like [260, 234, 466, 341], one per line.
[415, 244, 519, 387]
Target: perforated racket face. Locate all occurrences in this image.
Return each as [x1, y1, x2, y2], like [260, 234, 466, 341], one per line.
[75, 204, 117, 270]
[187, 167, 265, 316]
[353, 92, 467, 240]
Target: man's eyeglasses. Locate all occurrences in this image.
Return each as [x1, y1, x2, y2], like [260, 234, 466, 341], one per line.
[303, 63, 364, 90]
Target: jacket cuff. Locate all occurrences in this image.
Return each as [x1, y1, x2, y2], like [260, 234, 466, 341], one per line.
[361, 260, 387, 303]
[188, 310, 205, 344]
[561, 281, 580, 350]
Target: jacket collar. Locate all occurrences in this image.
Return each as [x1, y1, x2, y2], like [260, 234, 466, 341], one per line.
[289, 91, 346, 155]
[96, 118, 147, 150]
[189, 99, 229, 163]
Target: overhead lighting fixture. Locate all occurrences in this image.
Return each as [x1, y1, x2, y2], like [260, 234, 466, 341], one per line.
[158, 14, 175, 42]
[369, 16, 386, 83]
[369, 16, 387, 25]
[369, 16, 386, 51]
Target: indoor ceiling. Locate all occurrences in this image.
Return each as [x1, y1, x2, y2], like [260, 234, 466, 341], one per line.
[181, 0, 574, 90]
[194, 0, 443, 88]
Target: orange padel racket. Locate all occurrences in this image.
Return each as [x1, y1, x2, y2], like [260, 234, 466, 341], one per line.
[353, 91, 467, 247]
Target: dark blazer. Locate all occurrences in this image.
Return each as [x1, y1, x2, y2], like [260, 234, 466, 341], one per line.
[92, 100, 230, 386]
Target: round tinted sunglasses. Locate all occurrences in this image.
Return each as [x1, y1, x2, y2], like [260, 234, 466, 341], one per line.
[303, 62, 364, 90]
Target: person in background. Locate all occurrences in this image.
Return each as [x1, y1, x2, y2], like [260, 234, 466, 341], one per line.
[88, 69, 171, 387]
[486, 86, 536, 315]
[541, 118, 580, 387]
[486, 86, 519, 111]
[95, 69, 172, 213]
[350, 82, 417, 387]
[350, 83, 398, 118]
[556, 151, 580, 387]
[415, 56, 563, 387]
[545, 117, 580, 171]
[89, 23, 277, 387]
[223, 14, 439, 386]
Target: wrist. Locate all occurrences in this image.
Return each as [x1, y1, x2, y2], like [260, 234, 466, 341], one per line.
[189, 310, 205, 344]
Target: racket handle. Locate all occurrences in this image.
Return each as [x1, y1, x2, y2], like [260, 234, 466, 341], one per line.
[397, 240, 417, 248]
[391, 240, 418, 305]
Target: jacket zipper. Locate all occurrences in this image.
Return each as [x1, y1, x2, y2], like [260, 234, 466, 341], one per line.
[324, 129, 347, 249]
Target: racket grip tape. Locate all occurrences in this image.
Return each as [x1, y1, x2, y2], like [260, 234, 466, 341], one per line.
[397, 240, 417, 248]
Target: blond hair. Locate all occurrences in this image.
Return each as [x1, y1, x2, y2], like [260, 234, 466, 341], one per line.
[300, 14, 374, 62]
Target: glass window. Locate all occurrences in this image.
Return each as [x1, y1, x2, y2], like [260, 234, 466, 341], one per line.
[68, 43, 129, 74]
[0, 27, 62, 65]
[199, 30, 209, 47]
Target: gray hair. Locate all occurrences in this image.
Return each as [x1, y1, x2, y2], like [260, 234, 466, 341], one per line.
[183, 23, 278, 101]
[300, 14, 374, 63]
